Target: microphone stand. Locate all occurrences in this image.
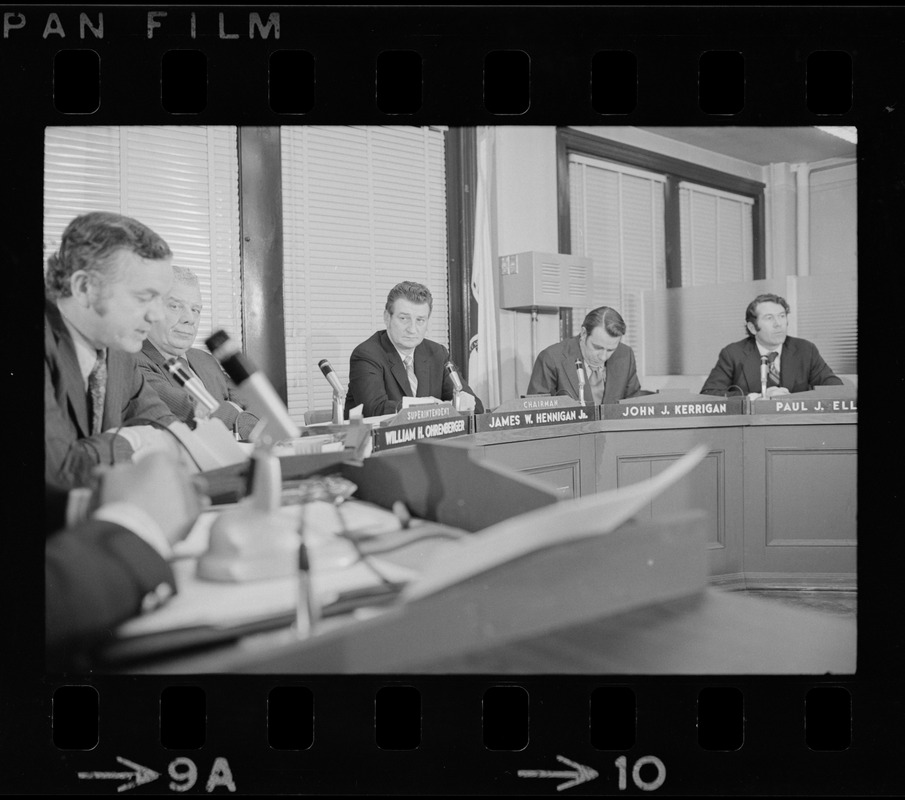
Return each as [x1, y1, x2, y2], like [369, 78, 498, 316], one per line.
[760, 356, 769, 399]
[575, 359, 586, 403]
[331, 390, 346, 424]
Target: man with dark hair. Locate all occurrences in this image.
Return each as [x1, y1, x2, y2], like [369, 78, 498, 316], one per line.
[701, 293, 843, 398]
[345, 280, 484, 417]
[45, 211, 179, 488]
[527, 305, 642, 403]
[136, 266, 260, 439]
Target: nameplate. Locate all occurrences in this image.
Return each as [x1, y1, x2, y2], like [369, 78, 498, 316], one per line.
[495, 395, 586, 413]
[749, 397, 858, 415]
[371, 416, 470, 451]
[475, 404, 596, 432]
[601, 397, 746, 420]
[381, 403, 462, 426]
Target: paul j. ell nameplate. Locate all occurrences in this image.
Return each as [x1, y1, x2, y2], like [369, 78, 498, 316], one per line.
[749, 386, 858, 415]
[371, 403, 470, 451]
[475, 395, 598, 432]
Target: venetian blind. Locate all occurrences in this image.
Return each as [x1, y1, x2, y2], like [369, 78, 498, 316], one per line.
[281, 126, 450, 419]
[679, 182, 753, 287]
[568, 155, 666, 352]
[43, 126, 243, 349]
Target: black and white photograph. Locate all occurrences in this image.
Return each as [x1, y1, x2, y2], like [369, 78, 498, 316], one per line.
[42, 123, 857, 675]
[5, 5, 902, 796]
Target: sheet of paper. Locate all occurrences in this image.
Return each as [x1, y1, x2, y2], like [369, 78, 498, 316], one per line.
[404, 445, 709, 601]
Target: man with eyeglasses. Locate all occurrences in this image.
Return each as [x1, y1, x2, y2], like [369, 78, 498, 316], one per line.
[345, 280, 484, 417]
[701, 293, 843, 398]
[136, 266, 259, 439]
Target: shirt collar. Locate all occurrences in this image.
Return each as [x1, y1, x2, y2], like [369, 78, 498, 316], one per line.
[755, 341, 783, 359]
[57, 305, 106, 385]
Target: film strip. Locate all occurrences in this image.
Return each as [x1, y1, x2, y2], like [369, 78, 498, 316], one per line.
[1, 4, 899, 796]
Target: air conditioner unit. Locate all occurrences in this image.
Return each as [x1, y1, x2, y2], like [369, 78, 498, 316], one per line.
[498, 252, 593, 312]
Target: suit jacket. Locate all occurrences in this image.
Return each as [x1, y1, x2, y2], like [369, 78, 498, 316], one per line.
[136, 340, 260, 439]
[527, 336, 642, 403]
[44, 299, 177, 489]
[46, 513, 176, 670]
[345, 330, 485, 417]
[700, 335, 843, 396]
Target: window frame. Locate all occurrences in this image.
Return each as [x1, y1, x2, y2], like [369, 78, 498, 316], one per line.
[556, 127, 767, 286]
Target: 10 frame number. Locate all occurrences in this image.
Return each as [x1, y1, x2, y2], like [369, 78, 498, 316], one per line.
[615, 755, 666, 791]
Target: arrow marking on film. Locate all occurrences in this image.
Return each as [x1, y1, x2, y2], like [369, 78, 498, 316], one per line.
[518, 754, 599, 791]
[77, 756, 161, 792]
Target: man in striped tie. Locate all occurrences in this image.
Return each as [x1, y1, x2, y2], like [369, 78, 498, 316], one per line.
[701, 293, 843, 398]
[45, 212, 181, 488]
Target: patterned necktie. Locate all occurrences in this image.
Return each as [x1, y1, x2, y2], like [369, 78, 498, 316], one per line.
[404, 354, 418, 395]
[766, 351, 780, 387]
[88, 349, 107, 435]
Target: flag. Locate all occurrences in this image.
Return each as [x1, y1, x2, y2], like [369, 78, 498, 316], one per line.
[467, 127, 501, 410]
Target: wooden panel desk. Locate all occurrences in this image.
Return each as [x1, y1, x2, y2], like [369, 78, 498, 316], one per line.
[458, 413, 857, 589]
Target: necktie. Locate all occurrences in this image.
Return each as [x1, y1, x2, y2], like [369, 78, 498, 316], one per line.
[586, 364, 606, 405]
[404, 354, 418, 395]
[766, 351, 780, 387]
[88, 349, 107, 435]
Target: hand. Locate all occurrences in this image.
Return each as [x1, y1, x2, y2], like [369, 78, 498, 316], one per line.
[117, 424, 183, 460]
[96, 452, 207, 545]
[764, 386, 790, 398]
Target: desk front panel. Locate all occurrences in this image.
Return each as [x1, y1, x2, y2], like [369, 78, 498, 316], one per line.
[461, 415, 856, 588]
[742, 423, 857, 586]
[595, 426, 745, 579]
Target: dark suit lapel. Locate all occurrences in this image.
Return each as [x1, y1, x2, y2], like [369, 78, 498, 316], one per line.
[188, 349, 229, 400]
[141, 340, 176, 385]
[381, 331, 412, 395]
[413, 344, 432, 398]
[601, 346, 625, 404]
[46, 302, 91, 435]
[103, 351, 128, 431]
[742, 339, 763, 394]
[779, 337, 798, 387]
[559, 338, 587, 402]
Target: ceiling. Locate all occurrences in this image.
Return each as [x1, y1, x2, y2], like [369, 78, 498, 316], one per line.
[636, 127, 856, 166]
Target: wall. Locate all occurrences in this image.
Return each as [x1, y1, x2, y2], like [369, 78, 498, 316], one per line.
[809, 163, 857, 275]
[487, 128, 858, 402]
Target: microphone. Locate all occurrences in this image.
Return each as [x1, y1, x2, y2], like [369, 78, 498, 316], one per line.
[166, 357, 220, 418]
[575, 359, 586, 402]
[205, 330, 300, 442]
[444, 361, 464, 393]
[760, 356, 769, 399]
[318, 359, 346, 396]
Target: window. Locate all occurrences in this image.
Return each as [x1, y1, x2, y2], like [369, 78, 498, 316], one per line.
[43, 125, 243, 348]
[280, 126, 450, 418]
[679, 182, 754, 285]
[569, 155, 666, 352]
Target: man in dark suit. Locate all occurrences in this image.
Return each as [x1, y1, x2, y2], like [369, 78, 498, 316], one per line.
[345, 281, 484, 417]
[46, 452, 203, 670]
[45, 212, 180, 488]
[527, 306, 642, 404]
[137, 266, 260, 439]
[701, 293, 843, 398]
